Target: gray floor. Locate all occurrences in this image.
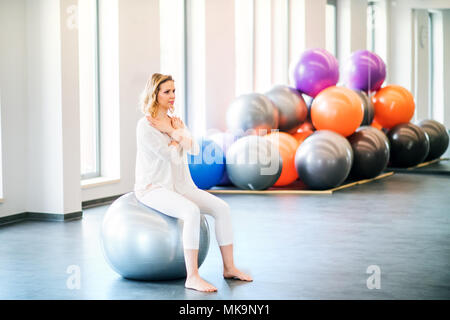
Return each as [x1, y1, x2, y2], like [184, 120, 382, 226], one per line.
[1, 172, 449, 300]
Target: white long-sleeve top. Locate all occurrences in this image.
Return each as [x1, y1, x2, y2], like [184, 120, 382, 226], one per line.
[134, 116, 201, 198]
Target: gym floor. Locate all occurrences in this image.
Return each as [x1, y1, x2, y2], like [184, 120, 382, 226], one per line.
[0, 168, 449, 300]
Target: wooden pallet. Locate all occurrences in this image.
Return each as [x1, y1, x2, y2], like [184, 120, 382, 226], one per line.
[387, 157, 450, 175]
[207, 172, 394, 195]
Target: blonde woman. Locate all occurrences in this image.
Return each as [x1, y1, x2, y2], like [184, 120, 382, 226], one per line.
[134, 73, 252, 292]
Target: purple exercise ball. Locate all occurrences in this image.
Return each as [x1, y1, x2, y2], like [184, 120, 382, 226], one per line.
[343, 50, 386, 93]
[290, 48, 339, 98]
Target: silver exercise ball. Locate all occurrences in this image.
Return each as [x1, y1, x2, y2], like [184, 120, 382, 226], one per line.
[265, 85, 308, 132]
[226, 93, 279, 135]
[226, 135, 283, 190]
[100, 192, 210, 281]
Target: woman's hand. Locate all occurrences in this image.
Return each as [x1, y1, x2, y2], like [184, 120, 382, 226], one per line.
[169, 140, 179, 147]
[171, 116, 185, 130]
[146, 115, 174, 135]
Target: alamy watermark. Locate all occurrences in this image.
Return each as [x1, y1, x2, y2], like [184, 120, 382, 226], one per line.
[66, 264, 81, 290]
[366, 265, 381, 290]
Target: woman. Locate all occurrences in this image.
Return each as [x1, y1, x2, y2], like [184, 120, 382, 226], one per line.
[134, 73, 252, 292]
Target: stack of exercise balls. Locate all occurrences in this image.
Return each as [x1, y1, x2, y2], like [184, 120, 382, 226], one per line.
[188, 47, 448, 191]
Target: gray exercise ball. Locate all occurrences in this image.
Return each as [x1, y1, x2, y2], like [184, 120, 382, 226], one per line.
[353, 90, 375, 126]
[265, 85, 308, 132]
[226, 135, 282, 190]
[226, 93, 279, 135]
[100, 192, 210, 281]
[295, 130, 353, 190]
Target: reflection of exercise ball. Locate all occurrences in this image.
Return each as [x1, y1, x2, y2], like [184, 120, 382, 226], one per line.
[226, 135, 282, 190]
[295, 130, 353, 190]
[265, 85, 308, 132]
[347, 126, 390, 179]
[386, 123, 430, 168]
[101, 193, 210, 281]
[188, 139, 225, 189]
[226, 93, 279, 135]
[417, 119, 449, 161]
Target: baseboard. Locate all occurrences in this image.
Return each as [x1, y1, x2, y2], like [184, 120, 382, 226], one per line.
[82, 194, 124, 209]
[0, 211, 83, 227]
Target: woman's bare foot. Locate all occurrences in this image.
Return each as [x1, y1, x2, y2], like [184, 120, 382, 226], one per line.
[185, 274, 217, 292]
[223, 266, 253, 282]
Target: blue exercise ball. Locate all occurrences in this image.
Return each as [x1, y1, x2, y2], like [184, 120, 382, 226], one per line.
[188, 138, 225, 189]
[101, 192, 210, 281]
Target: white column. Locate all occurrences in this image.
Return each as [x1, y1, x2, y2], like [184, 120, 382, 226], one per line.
[25, 0, 81, 216]
[289, 0, 327, 72]
[60, 0, 82, 214]
[304, 0, 327, 49]
[254, 0, 272, 93]
[0, 0, 28, 216]
[204, 0, 236, 132]
[271, 0, 289, 86]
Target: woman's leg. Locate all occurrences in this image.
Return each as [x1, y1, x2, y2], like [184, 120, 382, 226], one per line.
[181, 188, 252, 281]
[136, 188, 217, 292]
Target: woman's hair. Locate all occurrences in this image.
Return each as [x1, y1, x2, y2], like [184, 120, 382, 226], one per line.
[139, 73, 174, 118]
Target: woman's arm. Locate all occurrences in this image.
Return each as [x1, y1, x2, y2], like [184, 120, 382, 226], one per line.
[139, 122, 180, 162]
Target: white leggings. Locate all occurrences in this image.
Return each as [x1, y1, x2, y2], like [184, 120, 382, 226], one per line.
[136, 187, 233, 250]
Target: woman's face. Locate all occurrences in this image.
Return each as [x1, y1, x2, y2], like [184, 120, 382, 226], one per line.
[157, 80, 175, 110]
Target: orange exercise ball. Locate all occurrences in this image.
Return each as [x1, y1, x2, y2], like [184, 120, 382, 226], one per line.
[293, 129, 314, 144]
[371, 119, 383, 131]
[265, 132, 299, 186]
[311, 86, 364, 137]
[289, 120, 315, 134]
[371, 85, 415, 129]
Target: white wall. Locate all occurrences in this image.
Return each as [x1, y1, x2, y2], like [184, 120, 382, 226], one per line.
[0, 0, 28, 216]
[204, 0, 236, 132]
[337, 0, 368, 68]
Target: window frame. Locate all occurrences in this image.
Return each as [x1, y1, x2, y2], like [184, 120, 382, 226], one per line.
[80, 0, 102, 180]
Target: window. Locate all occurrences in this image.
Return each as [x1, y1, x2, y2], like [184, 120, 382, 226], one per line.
[79, 0, 101, 179]
[326, 0, 337, 57]
[366, 0, 387, 63]
[367, 1, 375, 52]
[186, 0, 206, 137]
[235, 0, 289, 94]
[428, 10, 444, 123]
